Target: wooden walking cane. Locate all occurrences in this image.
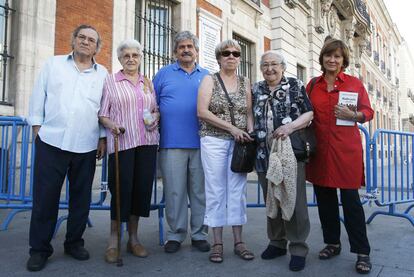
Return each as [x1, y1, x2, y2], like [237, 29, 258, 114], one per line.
[114, 127, 125, 267]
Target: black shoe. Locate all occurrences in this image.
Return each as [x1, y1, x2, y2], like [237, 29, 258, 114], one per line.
[64, 245, 90, 260]
[289, 255, 306, 271]
[27, 253, 48, 272]
[191, 240, 211, 252]
[164, 240, 181, 253]
[261, 245, 287, 260]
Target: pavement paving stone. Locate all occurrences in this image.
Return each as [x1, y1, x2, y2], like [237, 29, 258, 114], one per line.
[1, 182, 414, 277]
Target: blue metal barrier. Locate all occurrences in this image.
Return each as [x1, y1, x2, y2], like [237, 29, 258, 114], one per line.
[0, 117, 33, 229]
[246, 124, 373, 208]
[0, 116, 165, 245]
[366, 129, 414, 226]
[1, 117, 414, 246]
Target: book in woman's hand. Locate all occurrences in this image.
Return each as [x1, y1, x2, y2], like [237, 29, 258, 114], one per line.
[336, 91, 358, 126]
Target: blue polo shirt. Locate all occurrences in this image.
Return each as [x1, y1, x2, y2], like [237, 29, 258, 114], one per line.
[153, 62, 209, 149]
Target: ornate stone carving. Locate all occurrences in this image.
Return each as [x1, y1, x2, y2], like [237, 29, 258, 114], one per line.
[355, 39, 367, 68]
[344, 18, 356, 51]
[358, 39, 367, 58]
[321, 0, 333, 17]
[255, 11, 261, 28]
[313, 0, 324, 34]
[230, 0, 237, 14]
[315, 25, 324, 34]
[327, 5, 339, 37]
[284, 0, 298, 9]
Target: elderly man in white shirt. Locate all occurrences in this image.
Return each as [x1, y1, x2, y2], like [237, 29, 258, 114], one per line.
[26, 24, 107, 272]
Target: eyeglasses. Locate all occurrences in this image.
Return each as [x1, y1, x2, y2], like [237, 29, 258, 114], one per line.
[261, 62, 281, 69]
[221, 51, 241, 58]
[122, 53, 140, 61]
[76, 34, 97, 44]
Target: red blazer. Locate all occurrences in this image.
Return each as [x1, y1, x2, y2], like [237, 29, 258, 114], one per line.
[306, 72, 374, 189]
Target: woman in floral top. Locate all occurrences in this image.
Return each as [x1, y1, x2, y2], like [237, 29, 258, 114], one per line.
[198, 39, 254, 263]
[252, 50, 313, 271]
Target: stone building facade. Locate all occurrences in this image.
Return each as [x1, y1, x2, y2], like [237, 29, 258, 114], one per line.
[399, 41, 414, 133]
[0, 0, 412, 134]
[360, 0, 401, 134]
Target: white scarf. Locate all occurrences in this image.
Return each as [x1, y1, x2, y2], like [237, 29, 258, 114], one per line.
[266, 137, 297, 221]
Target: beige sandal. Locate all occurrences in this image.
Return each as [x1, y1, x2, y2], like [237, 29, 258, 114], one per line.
[209, 244, 223, 263]
[234, 242, 254, 261]
[127, 242, 148, 258]
[104, 247, 118, 263]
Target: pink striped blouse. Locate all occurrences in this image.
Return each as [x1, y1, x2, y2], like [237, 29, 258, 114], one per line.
[99, 71, 159, 154]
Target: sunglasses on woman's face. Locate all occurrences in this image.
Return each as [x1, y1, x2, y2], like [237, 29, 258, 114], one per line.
[221, 51, 241, 58]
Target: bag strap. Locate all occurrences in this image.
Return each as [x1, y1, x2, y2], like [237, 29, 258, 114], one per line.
[308, 77, 318, 96]
[215, 73, 236, 126]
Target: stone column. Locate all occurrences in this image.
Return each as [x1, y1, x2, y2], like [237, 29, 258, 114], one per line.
[112, 0, 135, 73]
[9, 0, 56, 117]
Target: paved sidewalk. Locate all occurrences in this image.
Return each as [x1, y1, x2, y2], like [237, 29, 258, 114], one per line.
[1, 184, 414, 277]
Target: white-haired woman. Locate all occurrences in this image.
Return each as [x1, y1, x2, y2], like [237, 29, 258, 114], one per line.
[99, 39, 159, 263]
[198, 39, 254, 263]
[253, 51, 313, 271]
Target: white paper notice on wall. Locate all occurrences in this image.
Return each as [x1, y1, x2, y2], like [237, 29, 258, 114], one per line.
[336, 91, 358, 126]
[198, 12, 222, 73]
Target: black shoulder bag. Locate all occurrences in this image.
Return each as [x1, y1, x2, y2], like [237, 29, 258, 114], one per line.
[289, 77, 317, 162]
[215, 73, 256, 173]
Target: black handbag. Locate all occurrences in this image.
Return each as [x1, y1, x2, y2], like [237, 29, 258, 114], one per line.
[231, 134, 257, 173]
[290, 126, 316, 162]
[215, 73, 256, 173]
[290, 76, 318, 162]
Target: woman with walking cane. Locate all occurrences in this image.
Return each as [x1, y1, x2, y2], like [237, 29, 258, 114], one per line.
[99, 39, 159, 264]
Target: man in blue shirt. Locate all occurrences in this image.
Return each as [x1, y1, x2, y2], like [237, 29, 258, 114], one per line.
[153, 31, 210, 253]
[26, 25, 107, 271]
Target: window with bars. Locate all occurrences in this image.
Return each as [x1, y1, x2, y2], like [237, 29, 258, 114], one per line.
[232, 34, 253, 80]
[135, 0, 176, 79]
[296, 64, 306, 83]
[0, 0, 13, 104]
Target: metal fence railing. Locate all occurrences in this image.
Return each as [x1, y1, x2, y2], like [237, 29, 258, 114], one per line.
[1, 117, 414, 246]
[366, 129, 414, 225]
[0, 117, 165, 243]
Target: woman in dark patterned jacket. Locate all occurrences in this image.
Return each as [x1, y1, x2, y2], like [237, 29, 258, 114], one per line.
[252, 50, 313, 271]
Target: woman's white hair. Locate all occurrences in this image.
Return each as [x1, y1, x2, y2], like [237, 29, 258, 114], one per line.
[260, 50, 287, 71]
[117, 39, 143, 58]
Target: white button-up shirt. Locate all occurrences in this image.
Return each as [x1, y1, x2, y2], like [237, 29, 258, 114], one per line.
[28, 53, 108, 153]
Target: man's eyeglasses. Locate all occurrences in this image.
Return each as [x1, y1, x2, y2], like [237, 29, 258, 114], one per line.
[261, 62, 281, 69]
[77, 34, 97, 45]
[221, 51, 241, 58]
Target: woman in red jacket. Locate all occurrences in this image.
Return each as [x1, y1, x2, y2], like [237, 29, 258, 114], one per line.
[306, 38, 373, 274]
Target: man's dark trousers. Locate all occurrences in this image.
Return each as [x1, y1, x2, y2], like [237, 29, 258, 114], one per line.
[29, 137, 97, 256]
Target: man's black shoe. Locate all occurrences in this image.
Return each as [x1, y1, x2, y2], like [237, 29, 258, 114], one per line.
[191, 240, 211, 252]
[164, 240, 181, 253]
[64, 245, 90, 260]
[26, 253, 48, 272]
[261, 245, 287, 259]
